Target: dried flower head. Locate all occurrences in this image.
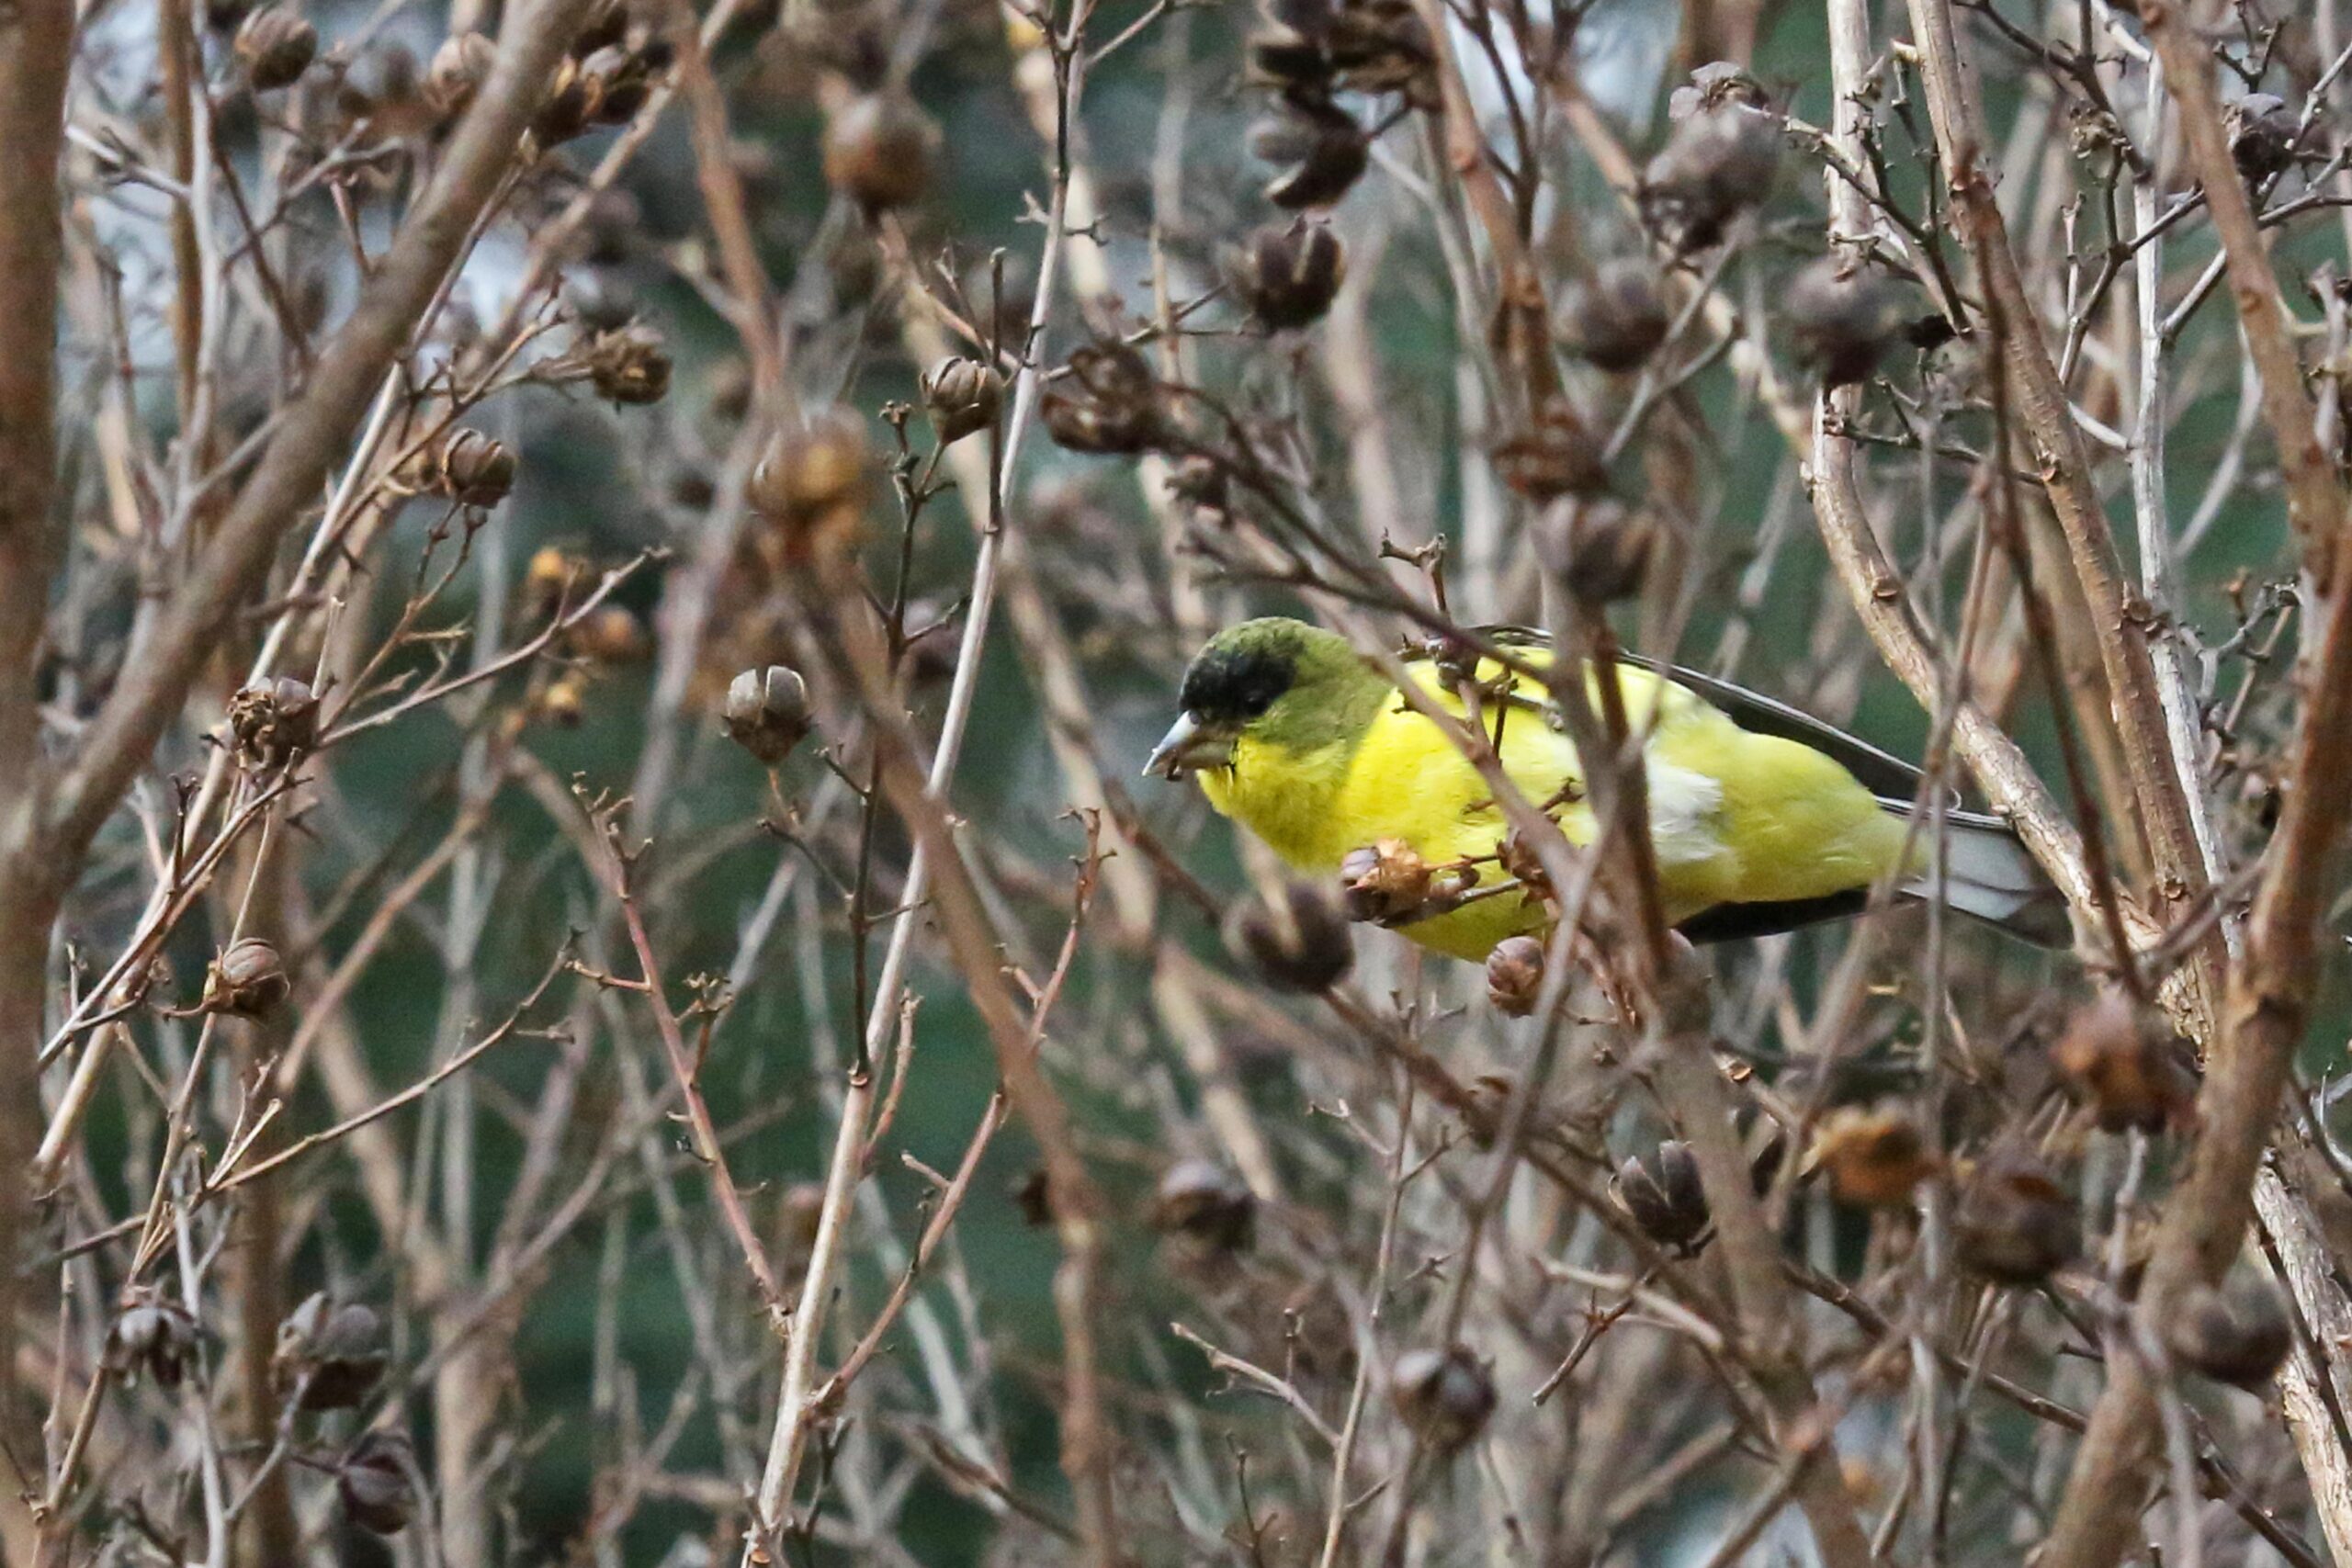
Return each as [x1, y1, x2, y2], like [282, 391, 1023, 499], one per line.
[747, 408, 872, 559]
[1640, 82, 1781, 254]
[537, 676, 586, 728]
[921, 355, 1004, 446]
[1534, 495, 1657, 606]
[583, 323, 672, 406]
[1807, 1103, 1937, 1208]
[822, 94, 939, 211]
[275, 1292, 389, 1411]
[1340, 838, 1473, 924]
[1250, 94, 1369, 209]
[1389, 1346, 1496, 1452]
[2052, 991, 2198, 1134]
[227, 675, 320, 768]
[2227, 93, 2297, 186]
[1952, 1154, 2079, 1286]
[522, 547, 581, 622]
[1484, 934, 1545, 1017]
[1041, 343, 1165, 456]
[1614, 1140, 1710, 1253]
[1492, 398, 1607, 503]
[1560, 258, 1670, 373]
[570, 604, 648, 665]
[1227, 881, 1353, 993]
[722, 666, 813, 764]
[1150, 1159, 1256, 1254]
[1230, 220, 1347, 332]
[235, 6, 318, 91]
[205, 936, 290, 1017]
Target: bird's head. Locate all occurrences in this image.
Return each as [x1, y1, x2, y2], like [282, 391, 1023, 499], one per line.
[1145, 617, 1384, 780]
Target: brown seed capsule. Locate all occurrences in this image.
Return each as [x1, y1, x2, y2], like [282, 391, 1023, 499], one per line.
[337, 1431, 417, 1535]
[577, 43, 651, 127]
[227, 675, 320, 768]
[1227, 881, 1353, 993]
[235, 6, 318, 90]
[1246, 23, 1331, 93]
[1389, 1346, 1496, 1453]
[1041, 343, 1164, 456]
[1012, 1168, 1055, 1227]
[2227, 93, 2296, 186]
[1322, 0, 1434, 102]
[521, 547, 580, 622]
[538, 676, 585, 728]
[1533, 495, 1657, 606]
[1230, 220, 1347, 332]
[1250, 94, 1369, 209]
[747, 408, 872, 558]
[822, 93, 938, 211]
[1615, 1140, 1709, 1253]
[1639, 89, 1781, 253]
[436, 428, 515, 507]
[1340, 839, 1472, 925]
[775, 1180, 828, 1281]
[2166, 1277, 2291, 1388]
[1560, 258, 1670, 373]
[1667, 61, 1770, 119]
[1491, 398, 1607, 502]
[1150, 1159, 1256, 1253]
[1952, 1155, 2079, 1286]
[585, 323, 672, 405]
[206, 937, 290, 1018]
[1484, 934, 1545, 1018]
[423, 31, 495, 120]
[104, 1290, 200, 1389]
[2052, 991, 2198, 1134]
[920, 355, 1004, 446]
[1163, 454, 1230, 518]
[275, 1292, 389, 1411]
[570, 604, 648, 665]
[1808, 1103, 1937, 1208]
[1784, 256, 1914, 389]
[722, 666, 812, 764]
[530, 57, 598, 146]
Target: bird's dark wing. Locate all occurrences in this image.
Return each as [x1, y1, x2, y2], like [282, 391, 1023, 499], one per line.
[1676, 891, 1872, 942]
[1473, 625, 1938, 804]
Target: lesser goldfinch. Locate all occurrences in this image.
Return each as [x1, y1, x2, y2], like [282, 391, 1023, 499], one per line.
[1146, 617, 2066, 959]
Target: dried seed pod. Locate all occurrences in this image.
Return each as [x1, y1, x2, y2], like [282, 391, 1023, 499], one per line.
[530, 57, 597, 145]
[1339, 838, 1470, 924]
[1639, 87, 1781, 253]
[920, 355, 1004, 446]
[577, 43, 651, 126]
[570, 604, 648, 665]
[584, 323, 672, 405]
[1614, 1140, 1709, 1253]
[1150, 1159, 1256, 1253]
[104, 1290, 200, 1389]
[1667, 62, 1770, 119]
[1227, 881, 1353, 993]
[747, 408, 872, 558]
[275, 1292, 389, 1411]
[1230, 220, 1346, 331]
[1322, 0, 1434, 102]
[1012, 1168, 1055, 1227]
[436, 429, 516, 507]
[1484, 934, 1545, 1018]
[205, 937, 290, 1018]
[775, 1180, 828, 1281]
[235, 6, 318, 90]
[822, 93, 938, 211]
[1784, 256, 1914, 388]
[521, 547, 581, 622]
[1250, 94, 1369, 209]
[2227, 93, 2296, 186]
[1163, 454, 1230, 518]
[2166, 1277, 2291, 1388]
[1491, 398, 1606, 502]
[722, 666, 812, 764]
[1041, 343, 1164, 456]
[1952, 1155, 2079, 1286]
[1282, 1277, 1357, 1382]
[537, 676, 585, 728]
[206, 0, 257, 29]
[1807, 1103, 1937, 1208]
[1246, 22, 1331, 93]
[227, 675, 320, 768]
[337, 1431, 417, 1535]
[1559, 258, 1670, 373]
[1533, 495, 1657, 606]
[1389, 1346, 1495, 1453]
[2052, 991, 2198, 1134]
[423, 31, 495, 120]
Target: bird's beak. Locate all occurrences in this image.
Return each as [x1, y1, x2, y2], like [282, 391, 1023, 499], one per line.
[1144, 712, 1236, 780]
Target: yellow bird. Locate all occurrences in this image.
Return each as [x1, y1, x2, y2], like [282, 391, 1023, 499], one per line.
[1145, 617, 2066, 960]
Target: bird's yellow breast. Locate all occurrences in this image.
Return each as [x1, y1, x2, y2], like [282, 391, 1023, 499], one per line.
[1199, 655, 1910, 960]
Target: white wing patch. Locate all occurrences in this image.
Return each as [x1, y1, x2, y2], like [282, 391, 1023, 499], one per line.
[1644, 757, 1726, 868]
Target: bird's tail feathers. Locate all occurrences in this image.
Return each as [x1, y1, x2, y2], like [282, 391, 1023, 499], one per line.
[1888, 804, 2073, 949]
